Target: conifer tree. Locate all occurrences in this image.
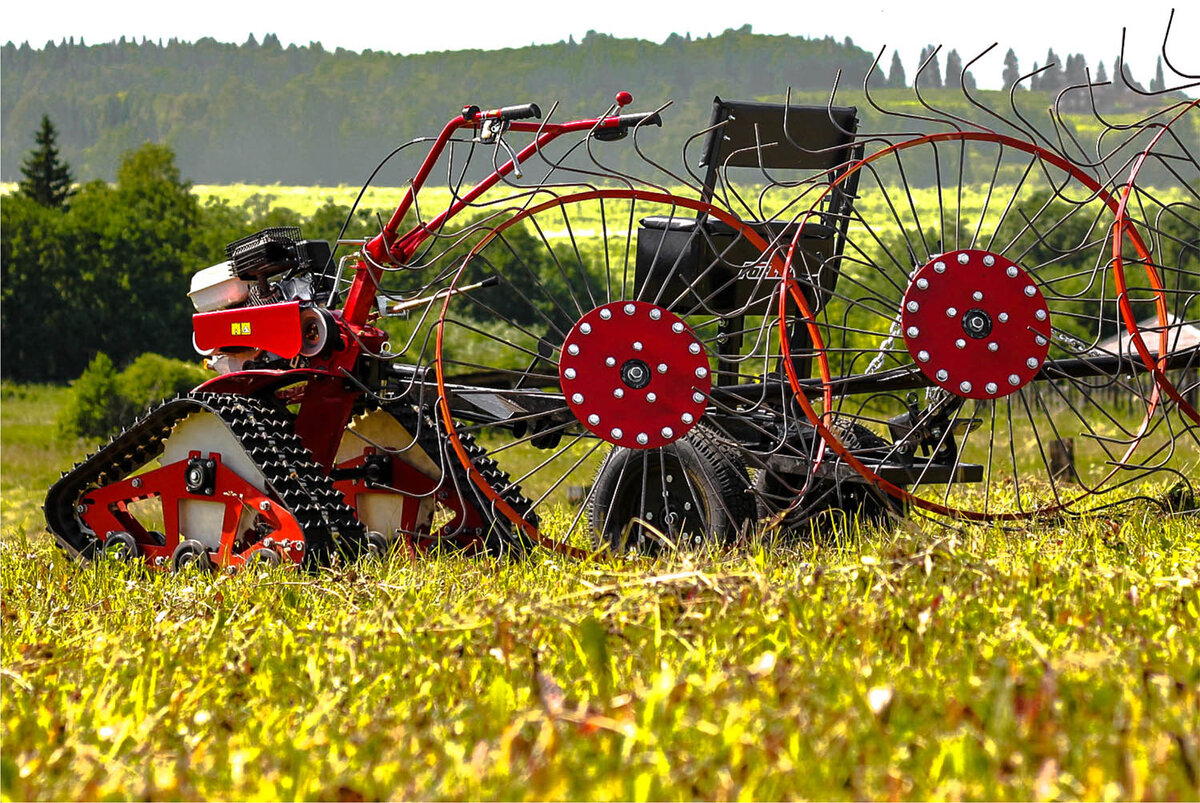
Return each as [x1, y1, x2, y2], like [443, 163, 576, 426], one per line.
[1002, 48, 1021, 90]
[17, 115, 74, 209]
[887, 50, 906, 88]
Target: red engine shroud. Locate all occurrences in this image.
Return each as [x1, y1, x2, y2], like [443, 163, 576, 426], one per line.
[193, 301, 303, 358]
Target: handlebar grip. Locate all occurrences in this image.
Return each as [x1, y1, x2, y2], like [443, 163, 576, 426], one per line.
[594, 111, 664, 141]
[494, 103, 543, 122]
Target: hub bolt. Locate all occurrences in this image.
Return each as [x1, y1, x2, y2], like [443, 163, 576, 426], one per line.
[624, 303, 636, 315]
[657, 363, 668, 373]
[917, 350, 930, 362]
[972, 291, 984, 301]
[662, 427, 674, 438]
[611, 428, 623, 439]
[637, 433, 649, 445]
[567, 344, 580, 355]
[956, 339, 966, 349]
[600, 309, 612, 320]
[957, 253, 970, 264]
[936, 369, 949, 381]
[647, 392, 657, 402]
[588, 414, 600, 425]
[983, 255, 996, 267]
[1008, 374, 1020, 385]
[946, 307, 957, 317]
[907, 327, 920, 337]
[1026, 357, 1039, 369]
[564, 368, 577, 380]
[934, 261, 946, 273]
[986, 382, 998, 393]
[572, 393, 584, 404]
[988, 342, 999, 352]
[682, 413, 695, 424]
[960, 381, 973, 393]
[606, 357, 616, 367]
[632, 341, 643, 351]
[650, 309, 662, 320]
[916, 278, 929, 290]
[613, 388, 624, 398]
[580, 323, 592, 334]
[1035, 310, 1047, 321]
[906, 301, 920, 312]
[693, 392, 705, 403]
[672, 322, 684, 334]
[689, 343, 701, 355]
[695, 367, 708, 379]
[1007, 266, 1019, 278]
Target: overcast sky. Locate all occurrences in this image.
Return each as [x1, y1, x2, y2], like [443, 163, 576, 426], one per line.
[4, 0, 1196, 90]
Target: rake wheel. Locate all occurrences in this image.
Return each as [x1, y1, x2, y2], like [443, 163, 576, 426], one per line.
[1112, 100, 1200, 428]
[780, 131, 1174, 520]
[433, 188, 837, 549]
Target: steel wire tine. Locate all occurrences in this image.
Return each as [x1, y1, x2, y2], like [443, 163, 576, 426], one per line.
[959, 44, 1024, 139]
[1161, 8, 1199, 81]
[681, 119, 730, 194]
[578, 107, 640, 194]
[1005, 64, 1066, 154]
[911, 46, 968, 135]
[1118, 25, 1200, 97]
[860, 47, 951, 141]
[584, 101, 676, 195]
[630, 99, 704, 193]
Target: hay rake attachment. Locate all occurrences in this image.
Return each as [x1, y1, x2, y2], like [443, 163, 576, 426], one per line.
[46, 19, 1199, 571]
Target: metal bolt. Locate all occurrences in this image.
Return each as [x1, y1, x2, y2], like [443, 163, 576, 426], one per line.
[1036, 336, 1047, 346]
[613, 388, 624, 398]
[692, 391, 705, 403]
[917, 350, 930, 362]
[988, 342, 999, 352]
[934, 261, 946, 273]
[986, 382, 998, 393]
[647, 392, 657, 402]
[588, 414, 600, 425]
[681, 412, 695, 424]
[1007, 266, 1019, 278]
[636, 433, 649, 445]
[1026, 357, 1039, 369]
[600, 308, 612, 320]
[132, 477, 142, 489]
[624, 303, 636, 315]
[1035, 309, 1047, 321]
[572, 392, 584, 404]
[956, 339, 966, 349]
[1008, 374, 1021, 385]
[611, 428, 623, 439]
[657, 363, 668, 373]
[1024, 285, 1037, 297]
[564, 368, 576, 380]
[959, 381, 973, 393]
[672, 322, 685, 334]
[632, 341, 643, 351]
[999, 313, 1009, 323]
[907, 327, 920, 338]
[983, 255, 996, 267]
[906, 300, 920, 313]
[259, 500, 271, 511]
[661, 427, 674, 438]
[946, 307, 958, 317]
[606, 357, 616, 367]
[972, 291, 984, 301]
[295, 542, 304, 551]
[695, 366, 708, 379]
[263, 537, 274, 548]
[936, 369, 949, 381]
[916, 278, 929, 290]
[579, 322, 592, 335]
[649, 308, 662, 320]
[689, 343, 701, 355]
[957, 253, 970, 265]
[567, 344, 580, 356]
[77, 504, 86, 513]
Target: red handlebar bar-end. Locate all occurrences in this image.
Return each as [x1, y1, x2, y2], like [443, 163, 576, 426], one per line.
[615, 91, 633, 108]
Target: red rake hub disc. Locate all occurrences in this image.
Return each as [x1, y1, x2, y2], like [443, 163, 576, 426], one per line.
[559, 301, 711, 449]
[901, 249, 1051, 400]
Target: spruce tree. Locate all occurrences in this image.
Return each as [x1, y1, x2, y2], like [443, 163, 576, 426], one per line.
[1002, 48, 1021, 90]
[887, 50, 906, 88]
[17, 115, 74, 209]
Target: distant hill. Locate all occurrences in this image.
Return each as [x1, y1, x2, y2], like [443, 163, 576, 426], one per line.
[2, 29, 883, 184]
[3, 30, 1184, 187]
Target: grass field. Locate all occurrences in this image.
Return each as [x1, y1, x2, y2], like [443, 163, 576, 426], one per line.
[2, 384, 1199, 801]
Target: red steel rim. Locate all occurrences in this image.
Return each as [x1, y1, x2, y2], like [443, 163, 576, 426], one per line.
[779, 131, 1163, 521]
[434, 188, 834, 550]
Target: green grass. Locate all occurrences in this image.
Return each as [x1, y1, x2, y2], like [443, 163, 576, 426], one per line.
[3, 386, 1200, 801]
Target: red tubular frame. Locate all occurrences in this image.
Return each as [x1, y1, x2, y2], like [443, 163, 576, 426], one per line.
[344, 107, 652, 326]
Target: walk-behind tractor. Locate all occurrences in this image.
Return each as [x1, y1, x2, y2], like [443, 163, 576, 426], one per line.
[46, 39, 1199, 571]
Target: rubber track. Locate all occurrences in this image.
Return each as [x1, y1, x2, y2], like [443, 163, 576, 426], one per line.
[381, 403, 539, 555]
[44, 392, 365, 566]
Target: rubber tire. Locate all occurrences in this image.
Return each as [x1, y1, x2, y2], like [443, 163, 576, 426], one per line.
[171, 539, 214, 573]
[245, 547, 282, 568]
[588, 424, 753, 554]
[364, 530, 389, 559]
[755, 421, 901, 539]
[102, 531, 139, 561]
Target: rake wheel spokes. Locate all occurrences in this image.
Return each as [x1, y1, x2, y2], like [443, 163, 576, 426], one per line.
[433, 188, 843, 549]
[781, 131, 1178, 521]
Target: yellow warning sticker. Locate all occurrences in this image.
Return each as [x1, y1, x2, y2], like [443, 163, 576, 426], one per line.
[231, 322, 251, 335]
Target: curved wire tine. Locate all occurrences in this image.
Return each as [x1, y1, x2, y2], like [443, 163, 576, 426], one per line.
[629, 100, 707, 195]
[1161, 8, 1200, 81]
[909, 46, 968, 136]
[1006, 63, 1065, 153]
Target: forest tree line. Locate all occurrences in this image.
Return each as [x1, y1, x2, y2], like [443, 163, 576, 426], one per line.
[1, 30, 1174, 186]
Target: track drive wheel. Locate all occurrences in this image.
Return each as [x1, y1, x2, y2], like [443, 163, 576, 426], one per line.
[434, 189, 833, 548]
[782, 131, 1177, 521]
